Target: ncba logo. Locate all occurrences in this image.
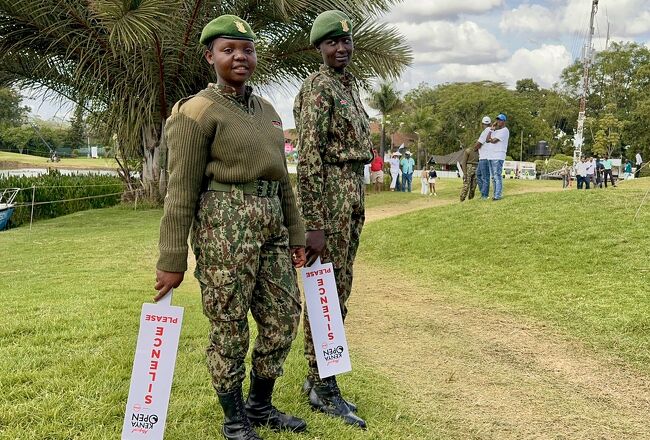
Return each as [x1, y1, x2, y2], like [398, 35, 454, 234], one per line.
[322, 345, 344, 361]
[131, 413, 159, 430]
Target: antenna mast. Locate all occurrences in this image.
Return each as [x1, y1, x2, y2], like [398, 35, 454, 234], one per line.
[573, 0, 599, 165]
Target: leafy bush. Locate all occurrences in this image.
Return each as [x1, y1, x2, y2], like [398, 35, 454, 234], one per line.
[1, 170, 124, 228]
[552, 154, 573, 164]
[535, 159, 564, 174]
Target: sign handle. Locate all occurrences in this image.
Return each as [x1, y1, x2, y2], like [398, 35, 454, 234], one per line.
[157, 288, 173, 307]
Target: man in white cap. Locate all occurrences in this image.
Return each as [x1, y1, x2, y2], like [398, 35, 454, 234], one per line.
[485, 114, 509, 200]
[400, 150, 415, 192]
[388, 151, 402, 191]
[475, 116, 492, 199]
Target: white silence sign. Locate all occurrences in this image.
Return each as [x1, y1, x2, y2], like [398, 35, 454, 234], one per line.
[122, 291, 184, 440]
[301, 258, 352, 378]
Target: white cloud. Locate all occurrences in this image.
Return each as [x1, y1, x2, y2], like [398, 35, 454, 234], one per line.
[386, 0, 504, 22]
[429, 44, 573, 88]
[499, 4, 558, 36]
[500, 0, 650, 39]
[397, 20, 509, 65]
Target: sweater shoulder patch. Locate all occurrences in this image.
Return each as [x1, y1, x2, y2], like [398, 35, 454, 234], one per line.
[173, 96, 214, 122]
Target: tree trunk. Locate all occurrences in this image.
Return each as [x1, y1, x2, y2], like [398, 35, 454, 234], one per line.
[380, 114, 386, 157]
[141, 123, 163, 202]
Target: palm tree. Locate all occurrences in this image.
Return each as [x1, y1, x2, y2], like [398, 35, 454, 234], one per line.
[368, 82, 400, 156]
[0, 1, 411, 199]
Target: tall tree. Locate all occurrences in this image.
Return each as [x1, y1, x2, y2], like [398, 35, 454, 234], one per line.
[66, 105, 85, 150]
[0, 1, 411, 199]
[0, 87, 29, 127]
[368, 82, 400, 156]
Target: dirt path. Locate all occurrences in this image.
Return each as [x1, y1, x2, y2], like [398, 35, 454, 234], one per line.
[345, 188, 650, 439]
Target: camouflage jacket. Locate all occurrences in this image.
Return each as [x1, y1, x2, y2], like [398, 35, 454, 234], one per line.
[293, 65, 373, 230]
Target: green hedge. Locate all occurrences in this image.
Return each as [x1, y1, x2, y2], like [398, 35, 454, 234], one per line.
[1, 170, 124, 228]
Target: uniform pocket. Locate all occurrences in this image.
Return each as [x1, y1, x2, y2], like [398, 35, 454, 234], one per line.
[198, 268, 247, 322]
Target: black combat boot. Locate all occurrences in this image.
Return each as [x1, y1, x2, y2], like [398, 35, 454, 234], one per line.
[245, 372, 307, 432]
[217, 387, 263, 440]
[309, 376, 367, 429]
[302, 377, 357, 412]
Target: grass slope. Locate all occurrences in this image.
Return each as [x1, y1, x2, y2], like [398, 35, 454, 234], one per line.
[360, 181, 650, 370]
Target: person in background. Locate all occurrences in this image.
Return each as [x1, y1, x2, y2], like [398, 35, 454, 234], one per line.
[388, 151, 401, 191]
[420, 168, 429, 195]
[400, 151, 415, 192]
[485, 114, 509, 201]
[475, 116, 492, 199]
[576, 156, 589, 189]
[560, 162, 570, 189]
[602, 155, 616, 188]
[585, 156, 595, 189]
[428, 166, 438, 196]
[624, 160, 633, 179]
[369, 148, 384, 193]
[635, 151, 643, 178]
[595, 157, 604, 188]
[459, 142, 478, 201]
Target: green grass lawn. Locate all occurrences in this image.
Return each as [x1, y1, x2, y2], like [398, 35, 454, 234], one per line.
[0, 207, 433, 440]
[1, 180, 648, 439]
[0, 151, 118, 169]
[361, 179, 650, 370]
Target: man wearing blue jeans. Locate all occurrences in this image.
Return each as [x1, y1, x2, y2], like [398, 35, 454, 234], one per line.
[485, 114, 510, 200]
[400, 151, 415, 192]
[475, 116, 492, 199]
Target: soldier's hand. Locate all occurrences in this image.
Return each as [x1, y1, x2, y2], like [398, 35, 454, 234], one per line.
[305, 230, 325, 267]
[291, 246, 306, 268]
[154, 269, 184, 302]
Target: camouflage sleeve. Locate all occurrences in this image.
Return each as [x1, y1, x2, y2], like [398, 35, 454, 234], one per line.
[278, 166, 306, 247]
[460, 149, 468, 172]
[295, 81, 331, 231]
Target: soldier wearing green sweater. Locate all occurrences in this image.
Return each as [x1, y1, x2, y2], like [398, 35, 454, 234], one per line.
[154, 15, 307, 440]
[294, 10, 372, 429]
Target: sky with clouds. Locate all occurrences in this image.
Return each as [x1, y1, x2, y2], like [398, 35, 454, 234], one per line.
[24, 0, 650, 128]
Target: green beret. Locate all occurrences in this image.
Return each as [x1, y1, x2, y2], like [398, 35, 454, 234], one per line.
[200, 15, 256, 45]
[309, 10, 353, 46]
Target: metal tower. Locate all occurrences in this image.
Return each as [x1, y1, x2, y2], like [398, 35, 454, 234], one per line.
[574, 0, 599, 165]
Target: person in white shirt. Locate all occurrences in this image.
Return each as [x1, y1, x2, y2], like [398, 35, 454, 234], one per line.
[475, 115, 492, 199]
[485, 114, 510, 200]
[585, 157, 595, 188]
[576, 157, 589, 189]
[635, 151, 643, 178]
[388, 151, 401, 191]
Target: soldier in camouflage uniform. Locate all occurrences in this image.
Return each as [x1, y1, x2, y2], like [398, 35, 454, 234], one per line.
[154, 15, 307, 440]
[460, 144, 479, 201]
[293, 10, 372, 429]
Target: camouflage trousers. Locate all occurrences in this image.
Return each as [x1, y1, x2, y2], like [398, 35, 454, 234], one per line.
[304, 164, 365, 381]
[191, 188, 301, 393]
[460, 163, 478, 201]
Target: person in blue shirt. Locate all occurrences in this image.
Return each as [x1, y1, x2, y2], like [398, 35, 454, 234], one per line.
[400, 151, 415, 192]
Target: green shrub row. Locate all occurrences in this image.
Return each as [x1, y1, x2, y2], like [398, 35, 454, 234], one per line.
[1, 170, 124, 228]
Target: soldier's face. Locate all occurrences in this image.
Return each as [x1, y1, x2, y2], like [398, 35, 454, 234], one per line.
[205, 38, 257, 88]
[318, 35, 354, 71]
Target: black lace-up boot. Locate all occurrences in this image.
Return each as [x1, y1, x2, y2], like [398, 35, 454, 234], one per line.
[308, 376, 366, 429]
[245, 372, 307, 432]
[217, 387, 263, 440]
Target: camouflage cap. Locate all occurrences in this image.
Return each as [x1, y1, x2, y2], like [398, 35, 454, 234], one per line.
[200, 15, 256, 45]
[309, 10, 353, 46]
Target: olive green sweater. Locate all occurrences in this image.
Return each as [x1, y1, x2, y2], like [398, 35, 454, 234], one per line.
[157, 86, 305, 272]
